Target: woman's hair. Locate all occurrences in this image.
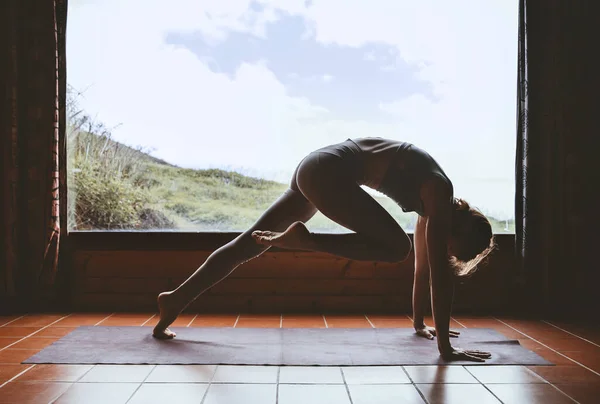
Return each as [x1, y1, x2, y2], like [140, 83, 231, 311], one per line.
[450, 198, 496, 277]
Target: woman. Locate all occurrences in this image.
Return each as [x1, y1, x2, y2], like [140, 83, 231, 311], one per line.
[153, 137, 495, 362]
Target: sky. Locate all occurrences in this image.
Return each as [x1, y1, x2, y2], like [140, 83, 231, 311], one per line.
[67, 0, 519, 220]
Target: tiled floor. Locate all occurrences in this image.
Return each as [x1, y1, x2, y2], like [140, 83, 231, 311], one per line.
[0, 313, 599, 403]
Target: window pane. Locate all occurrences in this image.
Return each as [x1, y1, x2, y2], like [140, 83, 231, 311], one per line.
[67, 0, 517, 233]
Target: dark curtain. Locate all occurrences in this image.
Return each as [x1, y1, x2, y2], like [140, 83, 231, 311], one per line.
[515, 0, 598, 318]
[0, 0, 68, 309]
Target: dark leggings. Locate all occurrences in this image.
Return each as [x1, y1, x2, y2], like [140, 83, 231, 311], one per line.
[172, 150, 412, 303]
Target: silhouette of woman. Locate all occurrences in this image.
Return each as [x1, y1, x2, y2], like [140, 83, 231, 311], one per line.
[153, 137, 494, 362]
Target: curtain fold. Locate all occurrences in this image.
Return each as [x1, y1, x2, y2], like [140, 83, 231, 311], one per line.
[1, 0, 68, 306]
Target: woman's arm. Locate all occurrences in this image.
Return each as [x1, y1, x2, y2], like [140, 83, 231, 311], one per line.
[412, 216, 430, 330]
[422, 182, 454, 355]
[421, 178, 490, 362]
[413, 215, 460, 339]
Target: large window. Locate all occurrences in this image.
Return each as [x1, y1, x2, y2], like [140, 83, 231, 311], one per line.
[67, 0, 517, 233]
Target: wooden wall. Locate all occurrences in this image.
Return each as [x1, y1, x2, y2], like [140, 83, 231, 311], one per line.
[67, 233, 516, 314]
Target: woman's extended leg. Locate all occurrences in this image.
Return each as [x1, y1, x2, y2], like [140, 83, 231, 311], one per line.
[153, 187, 317, 338]
[253, 152, 412, 263]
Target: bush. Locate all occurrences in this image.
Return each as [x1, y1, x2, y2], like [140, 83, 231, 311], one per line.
[71, 158, 149, 230]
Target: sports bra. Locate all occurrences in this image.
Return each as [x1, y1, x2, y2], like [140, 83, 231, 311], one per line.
[317, 138, 452, 216]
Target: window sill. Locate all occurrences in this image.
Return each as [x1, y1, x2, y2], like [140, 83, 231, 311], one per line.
[66, 231, 515, 252]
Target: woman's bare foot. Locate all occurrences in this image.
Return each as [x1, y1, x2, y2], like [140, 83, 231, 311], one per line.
[252, 221, 313, 250]
[153, 291, 181, 339]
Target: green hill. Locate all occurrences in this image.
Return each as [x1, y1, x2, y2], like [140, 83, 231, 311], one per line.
[67, 130, 513, 233]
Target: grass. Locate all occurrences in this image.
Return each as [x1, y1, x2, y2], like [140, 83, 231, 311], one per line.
[65, 87, 514, 233]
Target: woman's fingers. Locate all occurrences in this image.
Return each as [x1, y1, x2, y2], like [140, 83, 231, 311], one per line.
[465, 350, 492, 358]
[463, 353, 486, 362]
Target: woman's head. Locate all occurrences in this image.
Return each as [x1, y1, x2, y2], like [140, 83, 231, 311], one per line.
[448, 198, 495, 276]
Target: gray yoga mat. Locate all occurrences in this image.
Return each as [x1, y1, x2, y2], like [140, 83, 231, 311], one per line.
[23, 327, 552, 366]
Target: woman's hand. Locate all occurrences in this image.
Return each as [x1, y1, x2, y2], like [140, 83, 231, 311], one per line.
[441, 347, 492, 362]
[415, 325, 460, 340]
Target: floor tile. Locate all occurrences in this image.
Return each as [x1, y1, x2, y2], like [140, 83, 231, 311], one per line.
[282, 315, 326, 328]
[204, 384, 276, 404]
[5, 314, 64, 328]
[127, 383, 209, 404]
[325, 316, 371, 328]
[538, 337, 600, 351]
[279, 366, 344, 384]
[190, 315, 237, 327]
[78, 365, 155, 383]
[367, 318, 414, 328]
[0, 338, 20, 349]
[0, 349, 40, 364]
[465, 365, 547, 383]
[554, 383, 600, 404]
[212, 365, 278, 383]
[416, 383, 501, 404]
[348, 384, 426, 404]
[10, 337, 58, 349]
[404, 366, 478, 383]
[145, 365, 216, 383]
[487, 383, 575, 404]
[454, 318, 525, 339]
[235, 318, 281, 328]
[364, 315, 411, 321]
[33, 327, 76, 338]
[278, 384, 351, 404]
[0, 327, 40, 338]
[100, 314, 155, 326]
[342, 366, 411, 384]
[238, 315, 281, 321]
[0, 316, 21, 327]
[0, 381, 71, 404]
[528, 365, 600, 384]
[52, 314, 112, 327]
[16, 364, 92, 382]
[0, 364, 32, 383]
[53, 382, 139, 404]
[517, 340, 575, 365]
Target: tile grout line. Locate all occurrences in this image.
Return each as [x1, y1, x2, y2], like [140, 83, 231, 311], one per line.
[94, 313, 114, 326]
[200, 364, 219, 404]
[402, 367, 429, 404]
[322, 315, 329, 328]
[124, 364, 157, 404]
[364, 315, 375, 328]
[0, 364, 36, 389]
[451, 317, 467, 328]
[0, 314, 72, 352]
[494, 317, 600, 377]
[140, 314, 156, 327]
[276, 366, 281, 404]
[462, 366, 508, 403]
[186, 314, 198, 327]
[542, 320, 600, 348]
[233, 315, 240, 328]
[547, 383, 581, 404]
[339, 367, 354, 404]
[0, 315, 25, 328]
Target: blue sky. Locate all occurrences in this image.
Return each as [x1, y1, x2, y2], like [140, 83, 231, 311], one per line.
[67, 0, 518, 220]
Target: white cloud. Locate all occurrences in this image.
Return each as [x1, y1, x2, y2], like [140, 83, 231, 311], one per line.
[67, 0, 518, 219]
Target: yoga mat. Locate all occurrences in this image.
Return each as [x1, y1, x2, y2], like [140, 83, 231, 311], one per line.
[24, 327, 552, 366]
